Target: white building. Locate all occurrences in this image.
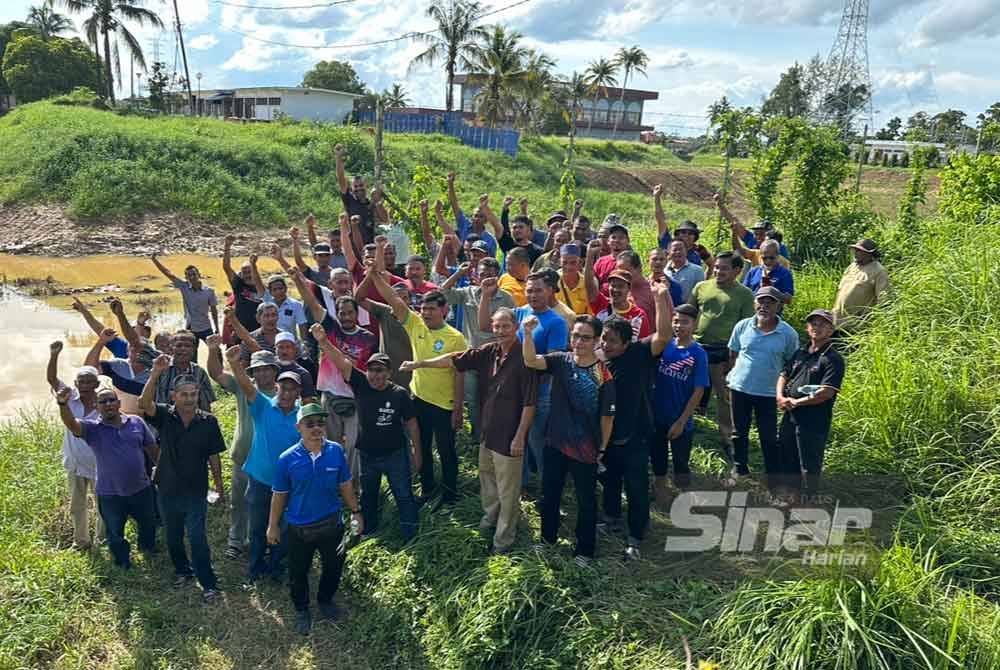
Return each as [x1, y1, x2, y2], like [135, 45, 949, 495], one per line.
[863, 139, 976, 163]
[193, 86, 361, 123]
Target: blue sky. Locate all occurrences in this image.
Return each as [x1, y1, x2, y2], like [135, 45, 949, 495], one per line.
[4, 0, 999, 135]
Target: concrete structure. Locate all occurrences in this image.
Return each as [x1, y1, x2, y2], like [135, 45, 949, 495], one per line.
[0, 93, 16, 114]
[193, 86, 361, 123]
[453, 74, 659, 142]
[863, 139, 976, 163]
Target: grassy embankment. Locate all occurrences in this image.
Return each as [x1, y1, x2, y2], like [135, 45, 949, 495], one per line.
[2, 102, 999, 669]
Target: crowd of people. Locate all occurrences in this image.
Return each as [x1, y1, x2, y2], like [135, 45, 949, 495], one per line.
[48, 147, 892, 635]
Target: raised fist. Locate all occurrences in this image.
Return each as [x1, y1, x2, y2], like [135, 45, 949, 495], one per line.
[309, 322, 325, 341]
[419, 199, 429, 212]
[334, 143, 345, 157]
[206, 334, 222, 349]
[446, 171, 456, 183]
[55, 386, 72, 404]
[503, 195, 515, 208]
[522, 315, 539, 332]
[50, 340, 63, 355]
[153, 354, 171, 372]
[653, 184, 663, 198]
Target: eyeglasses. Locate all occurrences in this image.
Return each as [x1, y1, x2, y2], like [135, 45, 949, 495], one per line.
[97, 397, 118, 405]
[571, 333, 595, 341]
[302, 418, 325, 429]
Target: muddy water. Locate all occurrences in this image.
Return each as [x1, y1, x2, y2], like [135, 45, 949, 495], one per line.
[0, 253, 285, 418]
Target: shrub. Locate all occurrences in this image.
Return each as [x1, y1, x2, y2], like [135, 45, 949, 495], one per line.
[937, 152, 1000, 224]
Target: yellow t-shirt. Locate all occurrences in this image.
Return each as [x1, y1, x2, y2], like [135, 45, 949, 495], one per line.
[402, 311, 467, 410]
[557, 272, 592, 315]
[741, 246, 790, 268]
[498, 273, 527, 306]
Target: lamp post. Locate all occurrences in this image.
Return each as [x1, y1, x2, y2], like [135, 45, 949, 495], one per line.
[136, 72, 143, 100]
[196, 72, 202, 116]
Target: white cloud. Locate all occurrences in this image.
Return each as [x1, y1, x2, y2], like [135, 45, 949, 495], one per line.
[188, 34, 219, 50]
[910, 1, 1000, 47]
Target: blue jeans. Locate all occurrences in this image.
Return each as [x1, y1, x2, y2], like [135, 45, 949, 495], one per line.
[159, 493, 217, 590]
[98, 485, 157, 568]
[522, 387, 551, 488]
[360, 448, 418, 540]
[246, 476, 287, 580]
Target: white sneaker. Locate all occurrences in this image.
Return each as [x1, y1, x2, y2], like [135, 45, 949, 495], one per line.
[624, 545, 641, 561]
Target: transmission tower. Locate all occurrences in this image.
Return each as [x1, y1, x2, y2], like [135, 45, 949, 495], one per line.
[816, 0, 874, 136]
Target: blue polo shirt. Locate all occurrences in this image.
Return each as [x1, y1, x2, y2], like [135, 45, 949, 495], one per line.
[244, 393, 301, 487]
[726, 317, 800, 397]
[657, 230, 704, 266]
[271, 440, 351, 526]
[741, 231, 790, 259]
[743, 263, 794, 296]
[456, 211, 498, 258]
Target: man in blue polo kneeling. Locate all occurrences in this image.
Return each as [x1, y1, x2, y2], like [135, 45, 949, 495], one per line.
[267, 403, 362, 636]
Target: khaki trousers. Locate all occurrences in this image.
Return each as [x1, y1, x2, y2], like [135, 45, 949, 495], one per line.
[322, 394, 360, 480]
[478, 446, 523, 551]
[708, 363, 734, 448]
[68, 472, 104, 546]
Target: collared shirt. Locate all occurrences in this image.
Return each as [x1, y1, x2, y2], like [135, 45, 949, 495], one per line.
[262, 293, 308, 334]
[442, 284, 516, 347]
[781, 343, 846, 430]
[497, 273, 527, 306]
[219, 376, 275, 466]
[690, 279, 755, 346]
[726, 317, 800, 397]
[154, 363, 216, 411]
[557, 272, 591, 315]
[590, 293, 652, 341]
[402, 311, 467, 410]
[79, 414, 155, 497]
[832, 260, 890, 328]
[171, 279, 217, 332]
[365, 300, 413, 388]
[741, 231, 790, 259]
[59, 386, 98, 480]
[244, 393, 301, 487]
[453, 340, 539, 457]
[743, 263, 795, 297]
[532, 248, 562, 272]
[665, 261, 705, 303]
[272, 440, 351, 526]
[146, 403, 226, 497]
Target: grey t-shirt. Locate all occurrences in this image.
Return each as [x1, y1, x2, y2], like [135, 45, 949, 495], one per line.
[366, 300, 414, 388]
[441, 286, 515, 347]
[171, 279, 217, 332]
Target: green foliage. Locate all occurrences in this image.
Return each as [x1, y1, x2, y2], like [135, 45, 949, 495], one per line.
[301, 59, 368, 95]
[49, 85, 106, 108]
[0, 21, 36, 92]
[747, 116, 801, 222]
[938, 152, 1000, 224]
[1, 33, 99, 103]
[558, 165, 576, 213]
[384, 163, 449, 255]
[145, 61, 169, 112]
[897, 147, 928, 229]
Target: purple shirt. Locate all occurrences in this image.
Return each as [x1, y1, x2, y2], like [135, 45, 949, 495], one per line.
[80, 415, 155, 497]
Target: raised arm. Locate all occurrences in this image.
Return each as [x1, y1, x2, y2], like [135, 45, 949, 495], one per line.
[55, 386, 83, 437]
[340, 213, 359, 272]
[288, 266, 327, 323]
[290, 225, 309, 273]
[222, 235, 238, 282]
[271, 242, 293, 273]
[71, 296, 108, 338]
[224, 306, 260, 352]
[521, 316, 547, 370]
[310, 322, 353, 380]
[334, 144, 349, 194]
[46, 340, 65, 391]
[249, 253, 265, 297]
[305, 213, 318, 247]
[480, 194, 502, 238]
[650, 283, 674, 356]
[446, 172, 462, 223]
[572, 199, 583, 221]
[440, 262, 470, 291]
[584, 239, 601, 301]
[205, 334, 233, 386]
[226, 344, 257, 403]
[478, 276, 498, 333]
[150, 252, 180, 283]
[435, 199, 456, 238]
[418, 199, 436, 255]
[434, 233, 456, 279]
[138, 354, 170, 417]
[371, 239, 409, 322]
[653, 184, 668, 241]
[715, 193, 745, 237]
[109, 299, 141, 349]
[84, 328, 116, 369]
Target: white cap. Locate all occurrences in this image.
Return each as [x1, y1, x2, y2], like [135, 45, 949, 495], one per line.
[76, 365, 100, 379]
[275, 331, 298, 345]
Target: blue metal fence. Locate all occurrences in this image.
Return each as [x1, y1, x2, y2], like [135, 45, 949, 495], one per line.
[356, 111, 519, 158]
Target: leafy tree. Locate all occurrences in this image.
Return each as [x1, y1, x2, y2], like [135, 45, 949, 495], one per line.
[761, 62, 811, 119]
[821, 82, 869, 134]
[59, 0, 163, 104]
[0, 22, 37, 93]
[897, 147, 928, 229]
[145, 59, 167, 110]
[301, 59, 367, 94]
[904, 111, 931, 142]
[467, 24, 527, 128]
[2, 33, 99, 102]
[875, 116, 902, 140]
[409, 0, 487, 111]
[27, 0, 73, 40]
[583, 57, 617, 136]
[610, 45, 648, 138]
[381, 83, 409, 109]
[510, 49, 556, 134]
[708, 98, 760, 158]
[930, 109, 972, 145]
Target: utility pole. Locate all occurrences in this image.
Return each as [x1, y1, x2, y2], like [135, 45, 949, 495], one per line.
[854, 123, 868, 193]
[374, 96, 385, 189]
[172, 0, 194, 115]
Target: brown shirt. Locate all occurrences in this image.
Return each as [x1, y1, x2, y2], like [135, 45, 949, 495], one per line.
[453, 341, 539, 457]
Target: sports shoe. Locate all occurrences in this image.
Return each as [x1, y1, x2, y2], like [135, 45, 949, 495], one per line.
[173, 574, 195, 588]
[202, 589, 221, 604]
[224, 546, 242, 560]
[624, 545, 641, 561]
[573, 554, 593, 568]
[295, 609, 312, 635]
[318, 603, 339, 621]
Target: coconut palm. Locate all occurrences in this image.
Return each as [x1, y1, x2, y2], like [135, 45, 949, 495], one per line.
[510, 49, 555, 133]
[611, 45, 648, 138]
[409, 0, 487, 112]
[27, 0, 73, 40]
[584, 58, 618, 137]
[466, 24, 528, 128]
[60, 0, 163, 104]
[381, 83, 410, 109]
[563, 71, 589, 161]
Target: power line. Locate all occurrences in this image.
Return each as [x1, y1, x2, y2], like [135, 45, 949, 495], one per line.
[211, 0, 359, 10]
[221, 0, 534, 50]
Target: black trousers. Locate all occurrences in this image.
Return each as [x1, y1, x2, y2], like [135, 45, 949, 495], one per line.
[778, 413, 831, 493]
[650, 424, 694, 488]
[600, 435, 650, 542]
[414, 396, 458, 502]
[731, 390, 779, 483]
[541, 447, 598, 558]
[287, 518, 346, 612]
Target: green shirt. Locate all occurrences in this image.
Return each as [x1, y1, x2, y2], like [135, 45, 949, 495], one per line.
[690, 279, 755, 347]
[220, 376, 274, 467]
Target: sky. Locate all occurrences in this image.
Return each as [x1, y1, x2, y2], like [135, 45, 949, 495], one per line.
[4, 0, 999, 136]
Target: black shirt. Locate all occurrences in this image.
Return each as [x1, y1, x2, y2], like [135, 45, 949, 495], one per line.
[605, 339, 657, 443]
[781, 343, 846, 430]
[341, 191, 376, 245]
[499, 208, 545, 265]
[349, 368, 414, 454]
[230, 275, 261, 332]
[147, 404, 226, 497]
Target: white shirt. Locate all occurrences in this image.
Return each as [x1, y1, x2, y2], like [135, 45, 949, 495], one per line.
[263, 292, 308, 333]
[60, 386, 98, 480]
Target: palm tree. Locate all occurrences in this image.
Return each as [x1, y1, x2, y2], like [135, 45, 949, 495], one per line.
[381, 83, 410, 109]
[509, 49, 555, 133]
[584, 58, 618, 137]
[27, 0, 73, 40]
[60, 0, 163, 104]
[611, 45, 648, 138]
[409, 0, 487, 112]
[466, 24, 528, 128]
[563, 71, 589, 162]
